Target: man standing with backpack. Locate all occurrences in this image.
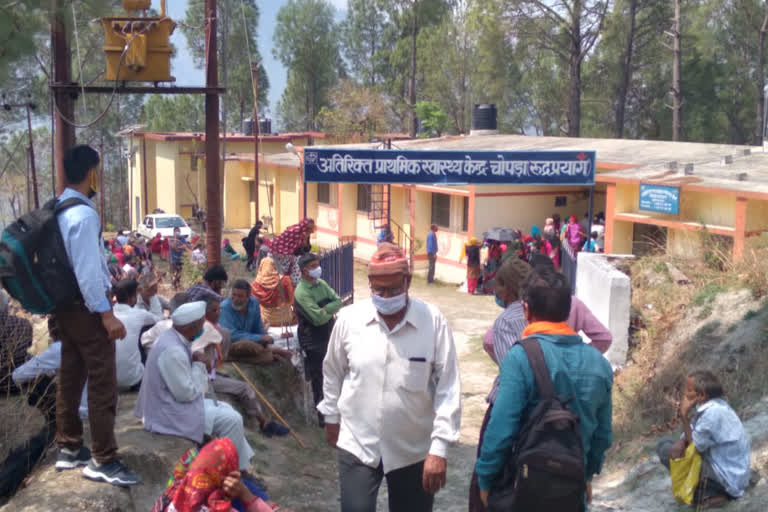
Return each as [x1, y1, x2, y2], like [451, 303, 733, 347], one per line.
[53, 145, 141, 486]
[474, 268, 612, 511]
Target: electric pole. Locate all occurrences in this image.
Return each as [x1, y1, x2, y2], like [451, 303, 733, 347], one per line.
[252, 61, 260, 220]
[205, 0, 222, 266]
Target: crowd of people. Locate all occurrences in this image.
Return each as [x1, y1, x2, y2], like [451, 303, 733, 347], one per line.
[453, 212, 606, 295]
[0, 143, 753, 512]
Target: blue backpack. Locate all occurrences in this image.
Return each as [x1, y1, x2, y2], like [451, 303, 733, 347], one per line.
[0, 198, 85, 313]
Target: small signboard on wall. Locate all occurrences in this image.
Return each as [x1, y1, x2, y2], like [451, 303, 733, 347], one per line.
[639, 184, 680, 215]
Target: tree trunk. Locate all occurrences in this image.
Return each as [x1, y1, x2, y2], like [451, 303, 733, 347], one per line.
[408, 0, 419, 138]
[616, 0, 638, 138]
[567, 0, 582, 137]
[755, 10, 768, 145]
[567, 44, 582, 137]
[672, 0, 682, 141]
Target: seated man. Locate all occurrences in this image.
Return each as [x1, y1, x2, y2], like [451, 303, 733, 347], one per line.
[220, 280, 292, 364]
[112, 279, 158, 390]
[657, 370, 751, 507]
[136, 272, 170, 322]
[0, 291, 33, 393]
[140, 293, 189, 352]
[195, 296, 289, 437]
[135, 301, 255, 471]
[187, 264, 228, 302]
[294, 253, 342, 421]
[141, 294, 287, 437]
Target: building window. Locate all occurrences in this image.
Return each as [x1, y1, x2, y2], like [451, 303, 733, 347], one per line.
[357, 184, 371, 212]
[462, 196, 469, 232]
[555, 196, 567, 207]
[190, 155, 198, 172]
[431, 193, 451, 228]
[249, 183, 256, 203]
[267, 184, 275, 207]
[317, 183, 331, 204]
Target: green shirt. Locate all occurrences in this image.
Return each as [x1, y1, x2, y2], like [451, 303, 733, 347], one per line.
[295, 278, 342, 326]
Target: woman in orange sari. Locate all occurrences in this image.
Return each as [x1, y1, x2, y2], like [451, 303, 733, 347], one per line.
[251, 257, 296, 327]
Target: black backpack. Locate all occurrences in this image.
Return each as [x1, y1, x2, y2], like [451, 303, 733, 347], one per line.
[0, 198, 86, 314]
[487, 337, 586, 512]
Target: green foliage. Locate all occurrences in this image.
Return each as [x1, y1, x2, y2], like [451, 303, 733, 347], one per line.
[145, 95, 205, 132]
[0, 0, 47, 83]
[415, 101, 448, 138]
[182, 0, 269, 129]
[274, 0, 342, 131]
[1, 1, 142, 231]
[315, 80, 396, 139]
[692, 283, 726, 307]
[340, 0, 389, 87]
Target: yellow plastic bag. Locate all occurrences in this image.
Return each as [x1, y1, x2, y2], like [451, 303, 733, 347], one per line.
[670, 442, 702, 504]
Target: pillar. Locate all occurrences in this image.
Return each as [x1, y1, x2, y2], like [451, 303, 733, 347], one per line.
[733, 197, 747, 261]
[468, 185, 476, 238]
[604, 182, 616, 254]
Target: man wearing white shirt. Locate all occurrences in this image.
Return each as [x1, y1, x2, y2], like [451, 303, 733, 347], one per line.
[112, 279, 158, 390]
[135, 301, 255, 471]
[319, 243, 461, 512]
[136, 272, 170, 322]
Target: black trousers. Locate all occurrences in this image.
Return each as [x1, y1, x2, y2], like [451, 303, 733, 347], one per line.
[338, 448, 434, 512]
[427, 253, 436, 283]
[304, 344, 328, 406]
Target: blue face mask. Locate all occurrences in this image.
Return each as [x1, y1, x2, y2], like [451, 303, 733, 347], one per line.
[371, 292, 407, 316]
[494, 293, 506, 309]
[191, 328, 205, 342]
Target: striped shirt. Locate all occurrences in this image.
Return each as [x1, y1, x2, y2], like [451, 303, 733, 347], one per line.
[487, 301, 527, 402]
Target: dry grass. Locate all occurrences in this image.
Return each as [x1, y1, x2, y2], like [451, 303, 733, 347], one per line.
[611, 237, 768, 451]
[0, 308, 48, 462]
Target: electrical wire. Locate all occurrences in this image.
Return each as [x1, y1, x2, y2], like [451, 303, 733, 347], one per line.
[240, 0, 274, 234]
[72, 2, 87, 114]
[52, 18, 170, 129]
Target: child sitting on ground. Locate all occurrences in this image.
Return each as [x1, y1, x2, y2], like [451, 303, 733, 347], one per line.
[657, 370, 751, 508]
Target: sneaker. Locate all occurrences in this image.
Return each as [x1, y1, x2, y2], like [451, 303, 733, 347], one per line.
[82, 459, 142, 487]
[55, 446, 91, 471]
[260, 420, 290, 437]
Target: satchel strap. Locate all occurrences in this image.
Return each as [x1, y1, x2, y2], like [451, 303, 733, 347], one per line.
[520, 337, 555, 400]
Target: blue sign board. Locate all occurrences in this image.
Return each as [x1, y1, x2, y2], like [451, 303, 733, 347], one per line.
[639, 184, 680, 215]
[303, 148, 596, 186]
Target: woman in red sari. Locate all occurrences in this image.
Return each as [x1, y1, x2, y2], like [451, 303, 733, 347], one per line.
[152, 438, 284, 512]
[251, 257, 296, 327]
[265, 218, 315, 285]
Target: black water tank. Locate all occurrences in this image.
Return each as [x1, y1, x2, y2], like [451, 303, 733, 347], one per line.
[472, 103, 497, 130]
[259, 118, 272, 135]
[242, 119, 254, 136]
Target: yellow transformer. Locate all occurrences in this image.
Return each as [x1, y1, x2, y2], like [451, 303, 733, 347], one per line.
[102, 0, 176, 82]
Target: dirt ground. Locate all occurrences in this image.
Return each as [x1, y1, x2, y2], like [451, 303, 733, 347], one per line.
[253, 265, 500, 512]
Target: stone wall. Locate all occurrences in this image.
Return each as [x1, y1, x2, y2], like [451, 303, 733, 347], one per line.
[575, 253, 633, 368]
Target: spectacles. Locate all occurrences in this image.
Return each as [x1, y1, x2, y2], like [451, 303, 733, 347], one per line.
[370, 283, 406, 297]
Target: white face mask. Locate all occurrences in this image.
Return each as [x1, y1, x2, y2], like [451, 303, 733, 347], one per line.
[308, 267, 322, 279]
[371, 292, 407, 316]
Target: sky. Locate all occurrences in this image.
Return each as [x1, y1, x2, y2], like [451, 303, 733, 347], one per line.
[167, 0, 347, 122]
